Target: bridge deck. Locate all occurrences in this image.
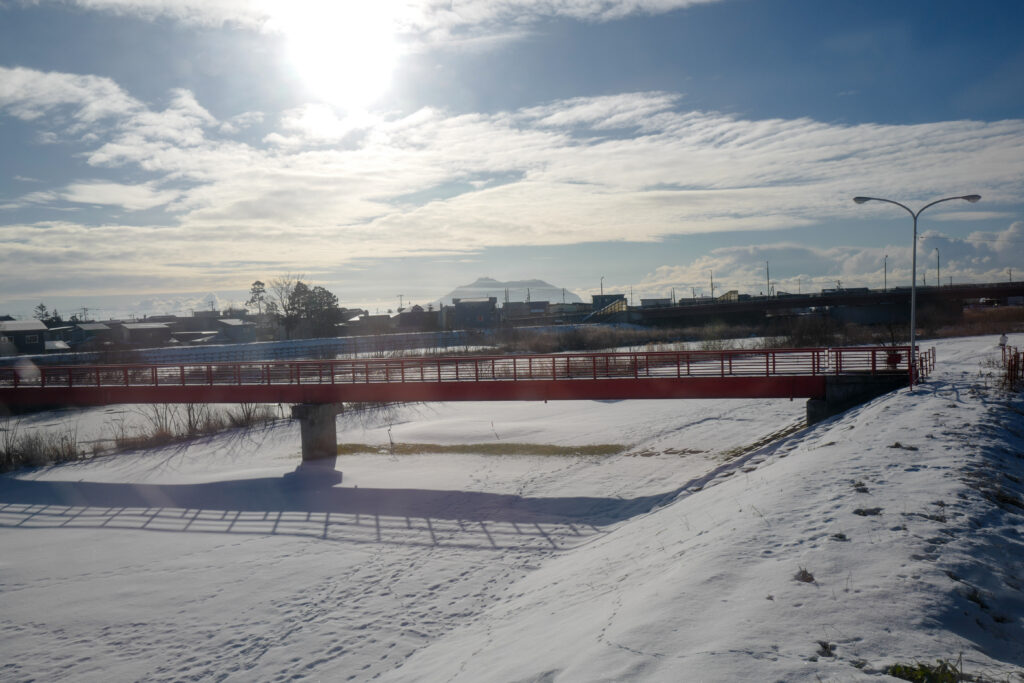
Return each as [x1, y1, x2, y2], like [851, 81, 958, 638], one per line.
[0, 347, 925, 407]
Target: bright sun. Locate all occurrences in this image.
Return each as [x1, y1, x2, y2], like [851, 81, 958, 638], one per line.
[275, 4, 401, 110]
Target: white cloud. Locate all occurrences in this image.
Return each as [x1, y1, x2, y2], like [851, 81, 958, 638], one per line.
[12, 181, 180, 211]
[0, 66, 142, 126]
[39, 0, 719, 46]
[629, 222, 1024, 300]
[271, 104, 379, 144]
[929, 211, 1012, 222]
[2, 67, 1023, 301]
[57, 0, 273, 29]
[61, 181, 182, 210]
[519, 92, 680, 131]
[219, 110, 264, 134]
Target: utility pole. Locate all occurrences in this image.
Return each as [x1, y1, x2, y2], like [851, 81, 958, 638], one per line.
[709, 270, 714, 300]
[935, 248, 940, 288]
[765, 261, 770, 298]
[600, 276, 604, 297]
[397, 294, 404, 312]
[883, 254, 887, 292]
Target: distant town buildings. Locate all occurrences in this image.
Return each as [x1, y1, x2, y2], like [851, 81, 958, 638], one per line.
[3, 281, 1024, 357]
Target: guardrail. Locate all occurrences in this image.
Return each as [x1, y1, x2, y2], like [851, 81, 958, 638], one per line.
[1002, 345, 1023, 390]
[1, 346, 922, 391]
[915, 346, 937, 385]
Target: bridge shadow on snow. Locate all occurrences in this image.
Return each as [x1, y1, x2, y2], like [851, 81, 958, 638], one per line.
[0, 417, 800, 549]
[0, 476, 675, 525]
[0, 474, 685, 551]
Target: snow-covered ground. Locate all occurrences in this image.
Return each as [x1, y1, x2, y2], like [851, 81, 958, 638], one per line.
[1, 335, 1022, 681]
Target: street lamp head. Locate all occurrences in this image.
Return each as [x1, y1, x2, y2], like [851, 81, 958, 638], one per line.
[963, 194, 981, 203]
[853, 196, 871, 204]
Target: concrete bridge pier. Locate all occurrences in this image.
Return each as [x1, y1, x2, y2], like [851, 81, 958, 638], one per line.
[287, 403, 343, 484]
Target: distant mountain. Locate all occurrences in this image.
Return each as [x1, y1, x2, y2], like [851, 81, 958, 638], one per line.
[436, 277, 583, 306]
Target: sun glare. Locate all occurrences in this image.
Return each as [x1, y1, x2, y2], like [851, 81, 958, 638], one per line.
[275, 4, 401, 111]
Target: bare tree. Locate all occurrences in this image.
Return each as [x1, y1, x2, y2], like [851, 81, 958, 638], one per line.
[269, 273, 303, 338]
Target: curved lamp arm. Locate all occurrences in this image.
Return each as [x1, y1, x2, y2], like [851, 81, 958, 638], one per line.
[914, 194, 981, 218]
[854, 194, 981, 219]
[853, 196, 914, 219]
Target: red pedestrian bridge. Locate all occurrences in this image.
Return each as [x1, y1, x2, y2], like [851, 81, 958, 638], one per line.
[1, 346, 931, 408]
[1, 346, 934, 473]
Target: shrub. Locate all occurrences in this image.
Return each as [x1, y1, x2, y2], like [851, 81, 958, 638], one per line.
[225, 403, 278, 429]
[886, 658, 968, 683]
[1, 418, 85, 471]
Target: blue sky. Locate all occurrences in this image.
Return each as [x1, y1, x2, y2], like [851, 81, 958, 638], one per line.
[1, 0, 1022, 318]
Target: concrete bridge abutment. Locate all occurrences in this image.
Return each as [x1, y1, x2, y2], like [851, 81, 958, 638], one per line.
[806, 374, 909, 425]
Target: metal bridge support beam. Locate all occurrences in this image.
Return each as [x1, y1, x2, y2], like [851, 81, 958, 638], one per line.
[288, 403, 342, 484]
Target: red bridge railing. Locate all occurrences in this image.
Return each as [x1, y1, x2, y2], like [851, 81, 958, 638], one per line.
[1002, 345, 1023, 391]
[1, 346, 924, 392]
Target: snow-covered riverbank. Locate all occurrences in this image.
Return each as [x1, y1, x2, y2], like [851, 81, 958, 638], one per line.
[1, 335, 1022, 681]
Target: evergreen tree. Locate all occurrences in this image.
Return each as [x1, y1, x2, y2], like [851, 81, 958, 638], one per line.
[246, 280, 266, 317]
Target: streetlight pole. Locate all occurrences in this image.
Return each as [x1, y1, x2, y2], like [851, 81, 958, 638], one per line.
[884, 254, 888, 292]
[600, 276, 604, 297]
[853, 194, 981, 388]
[934, 248, 940, 289]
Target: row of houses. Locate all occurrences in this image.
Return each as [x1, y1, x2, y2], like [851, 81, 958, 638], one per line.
[0, 296, 622, 356]
[338, 298, 599, 336]
[0, 316, 256, 356]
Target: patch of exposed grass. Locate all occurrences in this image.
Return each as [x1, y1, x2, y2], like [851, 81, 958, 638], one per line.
[718, 420, 806, 461]
[885, 655, 999, 682]
[336, 442, 626, 457]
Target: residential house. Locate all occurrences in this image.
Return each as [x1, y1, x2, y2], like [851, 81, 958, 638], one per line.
[0, 319, 48, 355]
[452, 297, 498, 329]
[120, 322, 173, 347]
[395, 305, 439, 332]
[72, 323, 115, 349]
[216, 318, 256, 343]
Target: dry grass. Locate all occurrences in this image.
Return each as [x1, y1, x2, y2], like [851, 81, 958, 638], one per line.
[1, 419, 85, 471]
[336, 442, 626, 457]
[0, 403, 284, 472]
[934, 306, 1024, 338]
[107, 403, 280, 453]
